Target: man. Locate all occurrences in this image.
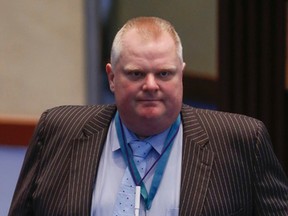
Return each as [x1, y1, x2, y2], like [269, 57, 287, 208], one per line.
[9, 17, 288, 215]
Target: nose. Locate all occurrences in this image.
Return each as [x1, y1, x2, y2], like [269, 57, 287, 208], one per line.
[142, 74, 159, 91]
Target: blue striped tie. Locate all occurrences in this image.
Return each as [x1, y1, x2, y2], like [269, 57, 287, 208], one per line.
[113, 140, 152, 216]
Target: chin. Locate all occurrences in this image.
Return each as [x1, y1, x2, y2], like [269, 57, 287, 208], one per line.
[137, 108, 165, 120]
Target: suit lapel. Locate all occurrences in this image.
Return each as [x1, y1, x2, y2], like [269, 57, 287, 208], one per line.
[67, 105, 116, 215]
[180, 105, 214, 215]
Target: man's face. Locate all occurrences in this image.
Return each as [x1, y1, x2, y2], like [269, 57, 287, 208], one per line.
[106, 29, 185, 136]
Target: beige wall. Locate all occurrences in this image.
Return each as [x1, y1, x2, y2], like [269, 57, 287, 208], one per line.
[0, 1, 85, 117]
[114, 0, 217, 79]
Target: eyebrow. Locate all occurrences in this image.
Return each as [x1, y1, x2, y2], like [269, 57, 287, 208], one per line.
[123, 65, 178, 72]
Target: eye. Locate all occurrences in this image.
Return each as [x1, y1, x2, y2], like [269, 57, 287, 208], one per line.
[157, 71, 174, 80]
[159, 71, 170, 77]
[132, 71, 143, 77]
[126, 70, 145, 80]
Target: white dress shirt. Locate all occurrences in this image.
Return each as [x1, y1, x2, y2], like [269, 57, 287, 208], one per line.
[91, 116, 183, 216]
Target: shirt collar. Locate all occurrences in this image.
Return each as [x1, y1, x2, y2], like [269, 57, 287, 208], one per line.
[111, 117, 120, 152]
[111, 116, 170, 154]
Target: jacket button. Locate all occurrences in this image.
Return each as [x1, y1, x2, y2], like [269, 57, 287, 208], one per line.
[37, 141, 42, 147]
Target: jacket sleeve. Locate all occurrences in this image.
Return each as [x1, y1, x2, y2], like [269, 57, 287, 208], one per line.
[8, 110, 48, 216]
[253, 121, 288, 215]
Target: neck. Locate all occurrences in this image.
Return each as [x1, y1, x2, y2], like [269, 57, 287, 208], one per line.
[137, 135, 148, 140]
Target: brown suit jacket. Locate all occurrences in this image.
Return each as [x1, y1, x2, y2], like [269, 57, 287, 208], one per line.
[9, 104, 288, 215]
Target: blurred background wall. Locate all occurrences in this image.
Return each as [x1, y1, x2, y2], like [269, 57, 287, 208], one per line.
[0, 0, 287, 215]
[0, 1, 86, 117]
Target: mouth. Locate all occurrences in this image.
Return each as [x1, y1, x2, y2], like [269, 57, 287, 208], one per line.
[137, 99, 162, 107]
[138, 98, 161, 102]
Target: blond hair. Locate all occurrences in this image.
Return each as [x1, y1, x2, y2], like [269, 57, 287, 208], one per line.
[110, 16, 183, 67]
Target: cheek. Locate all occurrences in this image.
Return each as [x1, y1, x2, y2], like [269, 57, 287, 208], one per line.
[165, 80, 183, 97]
[114, 81, 136, 101]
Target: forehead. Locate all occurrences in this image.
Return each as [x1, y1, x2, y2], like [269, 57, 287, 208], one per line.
[121, 29, 176, 53]
[127, 24, 163, 39]
[115, 29, 181, 70]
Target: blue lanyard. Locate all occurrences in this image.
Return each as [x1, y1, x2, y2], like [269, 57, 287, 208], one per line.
[115, 112, 181, 210]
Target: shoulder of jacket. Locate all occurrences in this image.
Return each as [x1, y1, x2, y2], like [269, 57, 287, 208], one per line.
[46, 104, 115, 113]
[181, 103, 262, 125]
[41, 104, 116, 119]
[181, 104, 268, 146]
[37, 104, 116, 136]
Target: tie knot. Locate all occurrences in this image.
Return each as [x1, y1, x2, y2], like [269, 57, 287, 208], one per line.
[130, 140, 152, 158]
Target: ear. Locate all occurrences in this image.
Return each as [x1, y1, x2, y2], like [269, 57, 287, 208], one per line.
[182, 62, 186, 74]
[106, 63, 115, 92]
[180, 62, 186, 77]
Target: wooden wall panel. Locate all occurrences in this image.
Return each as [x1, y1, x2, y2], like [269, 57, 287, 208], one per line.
[0, 116, 38, 146]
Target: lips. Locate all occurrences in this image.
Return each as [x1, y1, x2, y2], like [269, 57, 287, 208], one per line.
[139, 99, 158, 101]
[137, 98, 161, 102]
